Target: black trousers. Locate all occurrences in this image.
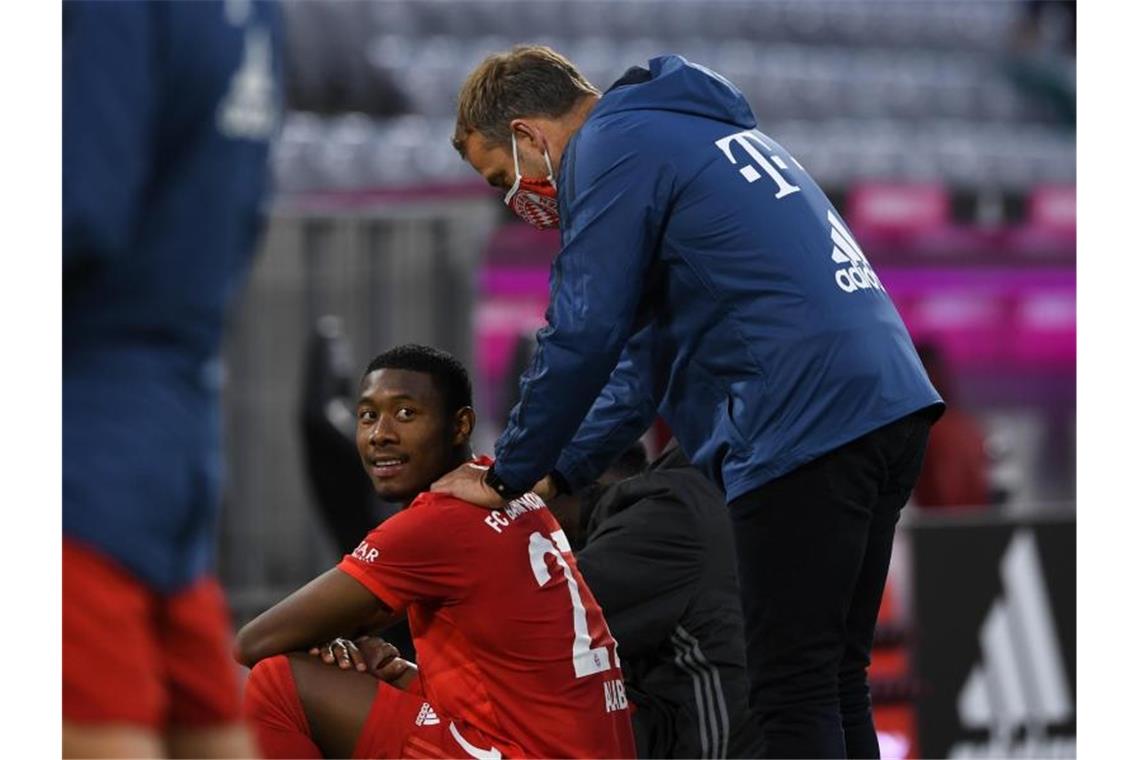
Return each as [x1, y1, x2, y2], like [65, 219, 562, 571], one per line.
[729, 411, 932, 759]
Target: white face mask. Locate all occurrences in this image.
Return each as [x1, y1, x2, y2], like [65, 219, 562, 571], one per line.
[503, 132, 560, 230]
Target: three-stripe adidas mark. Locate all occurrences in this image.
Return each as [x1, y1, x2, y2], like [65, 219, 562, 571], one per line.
[950, 531, 1074, 758]
[672, 625, 731, 759]
[828, 210, 883, 294]
[415, 702, 440, 727]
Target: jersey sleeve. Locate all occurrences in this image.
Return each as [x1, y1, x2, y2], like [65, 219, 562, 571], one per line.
[336, 496, 466, 614]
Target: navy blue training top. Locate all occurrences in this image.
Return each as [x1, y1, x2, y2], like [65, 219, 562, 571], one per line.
[63, 0, 283, 591]
[494, 55, 943, 500]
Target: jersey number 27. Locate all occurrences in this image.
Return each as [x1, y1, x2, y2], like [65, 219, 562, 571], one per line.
[528, 529, 614, 678]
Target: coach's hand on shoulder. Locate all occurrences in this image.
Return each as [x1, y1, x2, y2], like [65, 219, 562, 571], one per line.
[430, 462, 505, 509]
[532, 475, 558, 502]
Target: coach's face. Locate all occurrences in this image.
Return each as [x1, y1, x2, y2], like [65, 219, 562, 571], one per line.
[462, 128, 554, 195]
[355, 369, 471, 504]
[462, 132, 515, 194]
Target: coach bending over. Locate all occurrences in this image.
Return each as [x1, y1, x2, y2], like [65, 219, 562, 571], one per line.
[433, 46, 943, 759]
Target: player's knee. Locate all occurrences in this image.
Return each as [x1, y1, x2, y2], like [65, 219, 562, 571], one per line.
[246, 654, 291, 691]
[243, 655, 307, 732]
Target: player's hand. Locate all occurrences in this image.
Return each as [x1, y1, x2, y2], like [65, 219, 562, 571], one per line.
[309, 636, 408, 681]
[430, 462, 506, 509]
[310, 636, 378, 672]
[352, 637, 418, 686]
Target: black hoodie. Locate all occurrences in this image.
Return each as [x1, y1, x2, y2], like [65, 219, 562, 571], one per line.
[576, 447, 758, 758]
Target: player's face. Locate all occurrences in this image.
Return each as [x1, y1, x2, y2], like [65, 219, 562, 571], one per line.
[355, 369, 461, 503]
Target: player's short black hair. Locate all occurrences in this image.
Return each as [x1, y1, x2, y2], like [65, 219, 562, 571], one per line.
[362, 344, 473, 416]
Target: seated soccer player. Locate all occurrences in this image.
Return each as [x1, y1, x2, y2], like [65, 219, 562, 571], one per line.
[235, 344, 635, 759]
[342, 442, 760, 758]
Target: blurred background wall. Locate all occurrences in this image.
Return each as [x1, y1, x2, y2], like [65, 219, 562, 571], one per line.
[216, 2, 1075, 757]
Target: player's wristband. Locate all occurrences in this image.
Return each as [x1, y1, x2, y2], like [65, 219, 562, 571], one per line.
[485, 465, 527, 502]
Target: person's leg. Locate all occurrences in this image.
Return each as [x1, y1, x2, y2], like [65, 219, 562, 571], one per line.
[162, 575, 258, 758]
[241, 654, 378, 758]
[242, 655, 325, 758]
[246, 652, 472, 759]
[167, 725, 259, 759]
[730, 441, 883, 759]
[62, 725, 165, 758]
[292, 654, 385, 758]
[63, 539, 167, 758]
[838, 416, 931, 760]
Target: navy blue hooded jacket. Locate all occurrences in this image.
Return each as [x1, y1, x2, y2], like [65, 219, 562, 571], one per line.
[494, 56, 942, 501]
[63, 0, 282, 591]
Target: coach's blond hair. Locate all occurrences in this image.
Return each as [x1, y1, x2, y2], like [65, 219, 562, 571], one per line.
[452, 45, 598, 157]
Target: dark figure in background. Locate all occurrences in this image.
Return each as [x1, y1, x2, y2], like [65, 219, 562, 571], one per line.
[298, 316, 415, 661]
[436, 46, 943, 758]
[550, 442, 760, 758]
[912, 343, 991, 509]
[63, 1, 282, 756]
[300, 316, 394, 547]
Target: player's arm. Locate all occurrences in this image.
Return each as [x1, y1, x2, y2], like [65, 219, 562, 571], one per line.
[234, 568, 403, 668]
[238, 502, 465, 668]
[553, 323, 659, 494]
[488, 129, 673, 496]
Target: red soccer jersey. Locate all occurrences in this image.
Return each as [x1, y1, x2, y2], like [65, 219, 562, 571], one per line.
[337, 479, 635, 758]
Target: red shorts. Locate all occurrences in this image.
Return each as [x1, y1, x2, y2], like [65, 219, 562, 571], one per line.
[62, 538, 243, 728]
[354, 681, 507, 760]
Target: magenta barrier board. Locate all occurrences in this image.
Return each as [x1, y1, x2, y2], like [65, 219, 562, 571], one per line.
[475, 284, 550, 419]
[847, 183, 951, 234]
[839, 183, 1075, 264]
[883, 267, 1074, 370]
[475, 266, 1076, 414]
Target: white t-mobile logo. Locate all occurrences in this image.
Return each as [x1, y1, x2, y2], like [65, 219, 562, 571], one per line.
[714, 129, 801, 199]
[715, 129, 882, 296]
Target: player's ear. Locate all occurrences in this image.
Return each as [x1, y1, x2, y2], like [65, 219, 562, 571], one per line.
[451, 406, 475, 447]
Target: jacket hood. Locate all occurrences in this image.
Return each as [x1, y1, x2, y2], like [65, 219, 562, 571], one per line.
[584, 446, 708, 531]
[592, 54, 757, 130]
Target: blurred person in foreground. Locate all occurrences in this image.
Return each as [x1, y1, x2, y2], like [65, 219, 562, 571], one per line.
[63, 0, 282, 756]
[548, 441, 759, 758]
[911, 343, 991, 508]
[235, 345, 634, 758]
[435, 45, 944, 759]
